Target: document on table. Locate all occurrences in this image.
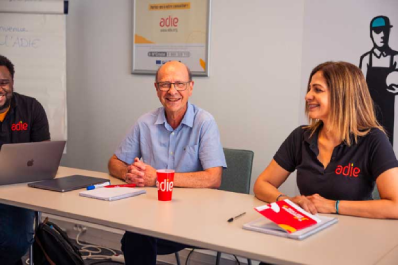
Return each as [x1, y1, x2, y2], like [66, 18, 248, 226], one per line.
[79, 187, 146, 201]
[243, 199, 338, 240]
[243, 215, 337, 240]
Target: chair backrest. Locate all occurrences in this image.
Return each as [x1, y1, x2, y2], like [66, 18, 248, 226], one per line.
[372, 188, 380, 200]
[219, 148, 254, 194]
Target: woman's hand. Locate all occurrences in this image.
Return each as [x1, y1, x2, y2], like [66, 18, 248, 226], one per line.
[306, 194, 336, 214]
[290, 195, 318, 215]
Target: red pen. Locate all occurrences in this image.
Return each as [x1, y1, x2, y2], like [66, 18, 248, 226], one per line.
[104, 184, 136, 188]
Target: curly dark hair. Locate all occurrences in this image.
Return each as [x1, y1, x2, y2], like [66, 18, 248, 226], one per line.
[0, 55, 15, 79]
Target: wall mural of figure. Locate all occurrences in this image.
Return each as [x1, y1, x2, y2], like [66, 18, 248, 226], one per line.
[360, 16, 398, 146]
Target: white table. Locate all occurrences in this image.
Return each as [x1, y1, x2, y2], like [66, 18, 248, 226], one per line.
[1, 167, 398, 265]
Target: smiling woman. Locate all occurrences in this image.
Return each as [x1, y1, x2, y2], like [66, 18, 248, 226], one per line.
[254, 61, 398, 220]
[305, 71, 330, 123]
[305, 61, 382, 146]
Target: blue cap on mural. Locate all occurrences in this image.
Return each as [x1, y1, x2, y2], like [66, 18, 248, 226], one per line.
[371, 16, 393, 28]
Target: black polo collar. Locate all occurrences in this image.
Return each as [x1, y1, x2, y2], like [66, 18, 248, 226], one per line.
[8, 92, 19, 114]
[303, 124, 365, 153]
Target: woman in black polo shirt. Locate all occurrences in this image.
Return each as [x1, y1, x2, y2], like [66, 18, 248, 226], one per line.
[254, 61, 398, 218]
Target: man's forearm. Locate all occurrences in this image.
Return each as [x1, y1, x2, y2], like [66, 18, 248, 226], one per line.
[108, 154, 128, 181]
[173, 167, 222, 188]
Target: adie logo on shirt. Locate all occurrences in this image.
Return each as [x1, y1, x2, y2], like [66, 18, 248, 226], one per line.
[11, 121, 28, 131]
[335, 163, 361, 177]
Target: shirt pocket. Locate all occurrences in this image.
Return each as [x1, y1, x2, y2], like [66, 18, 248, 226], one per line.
[177, 144, 201, 172]
[184, 144, 199, 155]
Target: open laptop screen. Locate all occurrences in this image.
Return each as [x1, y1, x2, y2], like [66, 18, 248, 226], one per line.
[0, 141, 66, 185]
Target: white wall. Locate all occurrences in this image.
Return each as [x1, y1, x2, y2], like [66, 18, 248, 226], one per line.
[299, 0, 398, 151]
[61, 0, 305, 196]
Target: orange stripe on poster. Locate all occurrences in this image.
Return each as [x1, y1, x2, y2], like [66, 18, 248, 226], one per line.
[200, 59, 206, 71]
[149, 2, 190, 11]
[135, 34, 154, 44]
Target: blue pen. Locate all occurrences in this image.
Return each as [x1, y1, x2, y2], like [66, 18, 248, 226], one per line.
[86, 181, 111, 190]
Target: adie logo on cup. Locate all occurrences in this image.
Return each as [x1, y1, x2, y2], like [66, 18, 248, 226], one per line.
[157, 169, 175, 201]
[335, 163, 361, 177]
[157, 178, 174, 192]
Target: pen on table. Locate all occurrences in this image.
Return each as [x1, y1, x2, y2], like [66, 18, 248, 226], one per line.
[86, 181, 111, 190]
[227, 212, 246, 222]
[104, 184, 136, 188]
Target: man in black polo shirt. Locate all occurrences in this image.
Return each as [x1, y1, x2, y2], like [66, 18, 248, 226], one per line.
[0, 55, 50, 265]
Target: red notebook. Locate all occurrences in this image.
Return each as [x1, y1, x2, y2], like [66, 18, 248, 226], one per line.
[254, 199, 321, 233]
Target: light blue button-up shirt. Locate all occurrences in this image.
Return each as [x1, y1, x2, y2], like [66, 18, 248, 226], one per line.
[115, 102, 226, 172]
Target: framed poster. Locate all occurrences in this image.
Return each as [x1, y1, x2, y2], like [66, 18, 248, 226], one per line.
[132, 0, 211, 76]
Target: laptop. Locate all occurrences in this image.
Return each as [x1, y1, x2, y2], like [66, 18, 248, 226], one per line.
[0, 141, 66, 186]
[28, 175, 110, 192]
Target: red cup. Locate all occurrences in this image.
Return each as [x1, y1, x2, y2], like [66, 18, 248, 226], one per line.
[156, 169, 175, 201]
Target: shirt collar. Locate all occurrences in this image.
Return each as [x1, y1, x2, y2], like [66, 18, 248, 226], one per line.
[304, 126, 320, 155]
[303, 124, 344, 156]
[7, 92, 18, 114]
[0, 105, 10, 122]
[180, 102, 194, 128]
[155, 102, 194, 129]
[304, 124, 358, 150]
[372, 47, 387, 58]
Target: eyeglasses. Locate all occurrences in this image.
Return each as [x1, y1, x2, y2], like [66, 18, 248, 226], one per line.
[156, 81, 191, 91]
[0, 79, 10, 87]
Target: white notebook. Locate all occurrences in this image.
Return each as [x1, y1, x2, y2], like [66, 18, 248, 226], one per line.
[79, 187, 146, 201]
[243, 215, 338, 240]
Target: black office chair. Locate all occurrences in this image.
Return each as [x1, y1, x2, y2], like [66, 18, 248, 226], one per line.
[174, 148, 254, 265]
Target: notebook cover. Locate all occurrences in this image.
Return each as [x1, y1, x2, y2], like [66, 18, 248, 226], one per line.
[243, 215, 338, 240]
[254, 199, 321, 233]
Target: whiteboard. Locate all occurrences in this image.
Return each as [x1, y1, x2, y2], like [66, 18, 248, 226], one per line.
[0, 0, 67, 141]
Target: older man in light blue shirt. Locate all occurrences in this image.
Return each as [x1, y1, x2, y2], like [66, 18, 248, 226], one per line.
[108, 61, 226, 265]
[115, 101, 225, 176]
